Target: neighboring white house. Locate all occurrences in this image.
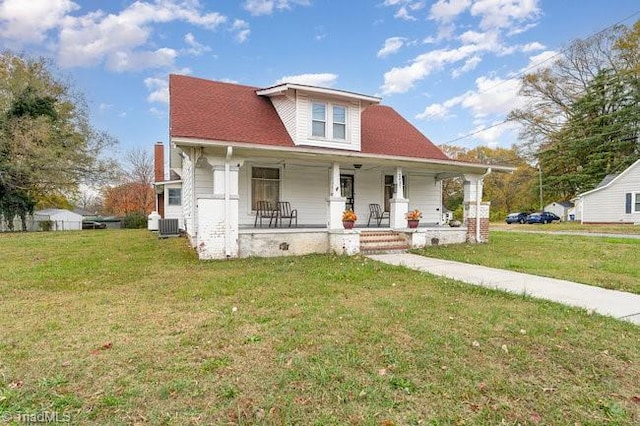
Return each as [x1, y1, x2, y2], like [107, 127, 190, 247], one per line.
[158, 75, 511, 259]
[574, 159, 640, 224]
[34, 209, 83, 231]
[544, 201, 574, 221]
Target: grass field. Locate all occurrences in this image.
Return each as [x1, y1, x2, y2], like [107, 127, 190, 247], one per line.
[0, 230, 639, 425]
[491, 221, 640, 235]
[416, 231, 640, 294]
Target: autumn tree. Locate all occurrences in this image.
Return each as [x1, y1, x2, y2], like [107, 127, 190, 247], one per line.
[440, 145, 537, 219]
[0, 51, 116, 229]
[102, 148, 154, 216]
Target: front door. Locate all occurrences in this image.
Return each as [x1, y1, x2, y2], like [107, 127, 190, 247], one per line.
[340, 174, 354, 211]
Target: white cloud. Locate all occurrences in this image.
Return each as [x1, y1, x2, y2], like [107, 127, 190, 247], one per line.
[231, 19, 250, 43]
[3, 0, 227, 71]
[395, 6, 417, 21]
[144, 76, 169, 103]
[518, 50, 558, 73]
[429, 0, 470, 22]
[0, 0, 78, 44]
[417, 75, 525, 123]
[184, 32, 211, 55]
[377, 37, 406, 58]
[243, 0, 310, 16]
[452, 55, 481, 77]
[521, 41, 545, 52]
[381, 42, 491, 95]
[468, 120, 518, 146]
[470, 0, 541, 31]
[275, 73, 338, 87]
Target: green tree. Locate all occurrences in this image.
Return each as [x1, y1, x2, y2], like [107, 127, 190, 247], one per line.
[510, 21, 640, 201]
[0, 51, 116, 229]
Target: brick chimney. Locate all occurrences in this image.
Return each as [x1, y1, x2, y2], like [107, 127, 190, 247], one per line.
[154, 142, 164, 182]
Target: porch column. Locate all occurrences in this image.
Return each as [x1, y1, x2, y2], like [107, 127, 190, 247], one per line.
[390, 167, 409, 229]
[327, 162, 346, 229]
[196, 155, 240, 259]
[463, 173, 490, 243]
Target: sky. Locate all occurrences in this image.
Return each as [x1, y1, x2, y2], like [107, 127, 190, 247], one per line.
[1, 0, 639, 159]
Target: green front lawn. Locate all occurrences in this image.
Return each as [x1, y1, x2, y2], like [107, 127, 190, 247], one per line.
[416, 231, 640, 294]
[0, 230, 638, 425]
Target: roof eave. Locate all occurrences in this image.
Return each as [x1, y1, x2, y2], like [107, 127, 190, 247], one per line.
[256, 83, 381, 104]
[171, 136, 512, 174]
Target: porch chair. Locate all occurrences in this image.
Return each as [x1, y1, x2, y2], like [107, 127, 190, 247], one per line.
[276, 201, 298, 227]
[254, 201, 278, 227]
[367, 203, 390, 227]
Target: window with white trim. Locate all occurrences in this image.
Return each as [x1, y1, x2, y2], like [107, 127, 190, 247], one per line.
[311, 102, 326, 138]
[251, 167, 280, 210]
[168, 188, 181, 206]
[634, 193, 640, 213]
[310, 101, 348, 141]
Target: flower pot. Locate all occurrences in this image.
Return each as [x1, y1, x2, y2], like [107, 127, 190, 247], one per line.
[407, 219, 419, 229]
[342, 220, 355, 230]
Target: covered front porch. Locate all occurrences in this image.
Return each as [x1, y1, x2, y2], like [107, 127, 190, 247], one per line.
[177, 142, 492, 259]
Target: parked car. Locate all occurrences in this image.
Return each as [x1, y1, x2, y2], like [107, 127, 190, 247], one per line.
[82, 220, 107, 229]
[505, 212, 529, 224]
[526, 211, 560, 224]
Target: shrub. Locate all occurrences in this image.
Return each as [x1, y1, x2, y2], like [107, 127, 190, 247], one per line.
[123, 212, 147, 229]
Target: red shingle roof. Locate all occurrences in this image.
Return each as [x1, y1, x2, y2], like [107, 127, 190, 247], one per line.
[170, 74, 450, 161]
[170, 75, 294, 147]
[361, 105, 449, 160]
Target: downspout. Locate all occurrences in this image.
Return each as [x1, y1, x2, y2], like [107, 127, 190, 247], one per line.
[476, 167, 492, 243]
[224, 146, 233, 258]
[192, 147, 197, 238]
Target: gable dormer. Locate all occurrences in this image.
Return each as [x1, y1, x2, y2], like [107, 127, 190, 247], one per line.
[256, 83, 381, 151]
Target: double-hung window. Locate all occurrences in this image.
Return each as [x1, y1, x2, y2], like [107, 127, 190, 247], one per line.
[311, 101, 347, 141]
[312, 102, 327, 138]
[333, 105, 346, 140]
[251, 167, 280, 210]
[635, 193, 640, 213]
[168, 188, 181, 206]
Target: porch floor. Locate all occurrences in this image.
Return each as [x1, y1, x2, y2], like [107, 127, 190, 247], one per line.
[239, 223, 458, 232]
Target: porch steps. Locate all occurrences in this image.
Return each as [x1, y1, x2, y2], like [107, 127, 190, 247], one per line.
[359, 231, 409, 254]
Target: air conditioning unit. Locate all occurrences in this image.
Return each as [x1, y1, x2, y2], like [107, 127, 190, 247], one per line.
[158, 218, 180, 238]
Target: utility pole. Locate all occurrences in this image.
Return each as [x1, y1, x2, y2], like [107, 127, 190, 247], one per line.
[537, 164, 543, 211]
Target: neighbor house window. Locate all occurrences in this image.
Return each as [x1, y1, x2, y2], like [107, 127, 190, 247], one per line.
[635, 193, 640, 213]
[311, 102, 326, 138]
[310, 101, 348, 141]
[333, 105, 346, 140]
[168, 188, 181, 206]
[251, 167, 280, 210]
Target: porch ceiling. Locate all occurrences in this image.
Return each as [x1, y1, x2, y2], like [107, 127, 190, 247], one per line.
[173, 137, 514, 175]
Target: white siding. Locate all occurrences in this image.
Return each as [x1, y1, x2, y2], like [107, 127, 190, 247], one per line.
[294, 93, 361, 151]
[164, 183, 184, 223]
[582, 163, 640, 223]
[238, 163, 329, 226]
[195, 165, 213, 198]
[407, 174, 441, 224]
[270, 93, 297, 142]
[181, 150, 194, 236]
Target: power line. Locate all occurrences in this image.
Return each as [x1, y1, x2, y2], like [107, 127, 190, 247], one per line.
[442, 9, 640, 144]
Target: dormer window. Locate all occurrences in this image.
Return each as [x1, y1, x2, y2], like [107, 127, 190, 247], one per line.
[333, 106, 346, 140]
[312, 102, 326, 138]
[310, 101, 348, 141]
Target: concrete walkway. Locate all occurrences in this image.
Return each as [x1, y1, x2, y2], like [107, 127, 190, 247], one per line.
[367, 253, 640, 325]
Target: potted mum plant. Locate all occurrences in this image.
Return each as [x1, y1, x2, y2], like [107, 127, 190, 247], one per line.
[405, 209, 422, 228]
[342, 210, 357, 229]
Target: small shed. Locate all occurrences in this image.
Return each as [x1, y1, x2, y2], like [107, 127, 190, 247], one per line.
[544, 201, 574, 221]
[34, 209, 83, 231]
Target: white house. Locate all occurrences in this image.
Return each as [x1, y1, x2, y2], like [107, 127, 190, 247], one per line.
[574, 159, 640, 224]
[156, 75, 510, 260]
